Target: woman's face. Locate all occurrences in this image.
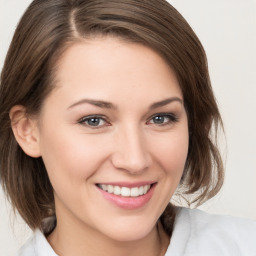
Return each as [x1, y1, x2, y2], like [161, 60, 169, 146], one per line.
[37, 37, 189, 242]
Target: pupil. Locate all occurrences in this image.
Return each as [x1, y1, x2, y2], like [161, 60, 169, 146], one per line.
[88, 118, 100, 126]
[153, 116, 164, 124]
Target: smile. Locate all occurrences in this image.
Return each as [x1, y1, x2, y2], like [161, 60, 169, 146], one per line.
[97, 184, 151, 197]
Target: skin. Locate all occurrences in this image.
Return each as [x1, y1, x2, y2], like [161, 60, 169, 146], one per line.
[12, 37, 189, 256]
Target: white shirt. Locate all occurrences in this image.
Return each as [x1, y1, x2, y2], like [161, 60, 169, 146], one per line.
[16, 208, 256, 256]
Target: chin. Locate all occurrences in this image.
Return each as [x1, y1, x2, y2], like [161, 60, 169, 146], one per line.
[96, 217, 158, 243]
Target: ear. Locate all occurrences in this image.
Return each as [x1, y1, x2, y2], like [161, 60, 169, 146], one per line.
[9, 105, 41, 158]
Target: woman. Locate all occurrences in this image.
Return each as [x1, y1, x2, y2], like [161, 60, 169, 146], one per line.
[0, 0, 255, 255]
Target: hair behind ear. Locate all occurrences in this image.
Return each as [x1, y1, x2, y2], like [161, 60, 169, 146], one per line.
[1, 106, 54, 230]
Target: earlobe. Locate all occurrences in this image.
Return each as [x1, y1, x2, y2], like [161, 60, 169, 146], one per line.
[9, 105, 41, 158]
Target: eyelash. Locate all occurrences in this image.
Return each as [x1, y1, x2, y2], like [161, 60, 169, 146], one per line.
[78, 115, 110, 129]
[78, 113, 178, 128]
[147, 113, 179, 126]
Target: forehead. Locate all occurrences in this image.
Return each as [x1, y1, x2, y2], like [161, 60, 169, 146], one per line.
[48, 37, 183, 108]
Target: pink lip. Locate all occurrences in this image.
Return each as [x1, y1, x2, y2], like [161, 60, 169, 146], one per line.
[96, 183, 156, 210]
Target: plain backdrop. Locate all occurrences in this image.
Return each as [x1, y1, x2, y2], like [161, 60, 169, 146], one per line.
[0, 0, 256, 255]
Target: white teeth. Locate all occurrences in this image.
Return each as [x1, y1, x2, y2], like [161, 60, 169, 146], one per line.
[139, 186, 144, 196]
[98, 184, 151, 197]
[130, 187, 139, 197]
[108, 185, 114, 193]
[121, 187, 130, 197]
[143, 185, 150, 194]
[114, 186, 121, 195]
[102, 184, 108, 191]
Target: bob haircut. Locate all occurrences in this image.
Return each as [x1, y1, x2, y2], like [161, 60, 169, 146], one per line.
[0, 0, 223, 232]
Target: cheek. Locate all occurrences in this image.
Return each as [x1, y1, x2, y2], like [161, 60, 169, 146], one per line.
[152, 129, 189, 177]
[39, 126, 110, 187]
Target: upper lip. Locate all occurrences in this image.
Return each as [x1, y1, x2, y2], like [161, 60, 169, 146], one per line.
[96, 181, 156, 188]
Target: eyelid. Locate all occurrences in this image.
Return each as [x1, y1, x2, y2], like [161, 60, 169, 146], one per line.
[77, 112, 179, 129]
[78, 114, 110, 128]
[146, 112, 179, 125]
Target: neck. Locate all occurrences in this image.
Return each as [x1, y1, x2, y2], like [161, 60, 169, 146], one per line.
[47, 216, 169, 256]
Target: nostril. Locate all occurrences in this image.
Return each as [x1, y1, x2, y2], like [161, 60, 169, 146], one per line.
[111, 154, 150, 174]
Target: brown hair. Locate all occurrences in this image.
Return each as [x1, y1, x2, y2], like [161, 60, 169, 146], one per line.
[0, 0, 224, 232]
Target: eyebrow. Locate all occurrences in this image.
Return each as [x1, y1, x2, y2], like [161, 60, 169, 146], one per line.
[149, 97, 183, 109]
[67, 97, 183, 110]
[68, 99, 116, 110]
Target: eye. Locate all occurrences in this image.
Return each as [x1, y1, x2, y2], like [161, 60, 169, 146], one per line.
[147, 113, 178, 126]
[78, 115, 109, 128]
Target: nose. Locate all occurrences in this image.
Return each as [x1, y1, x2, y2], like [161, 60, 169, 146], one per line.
[111, 125, 151, 174]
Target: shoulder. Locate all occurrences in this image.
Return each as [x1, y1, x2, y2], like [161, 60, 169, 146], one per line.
[166, 207, 256, 256]
[16, 235, 36, 256]
[16, 229, 57, 256]
[184, 207, 256, 234]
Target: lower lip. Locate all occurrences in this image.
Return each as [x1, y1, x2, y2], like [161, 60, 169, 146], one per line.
[96, 184, 156, 210]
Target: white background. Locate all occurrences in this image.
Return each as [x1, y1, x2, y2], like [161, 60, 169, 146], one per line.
[0, 0, 256, 255]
